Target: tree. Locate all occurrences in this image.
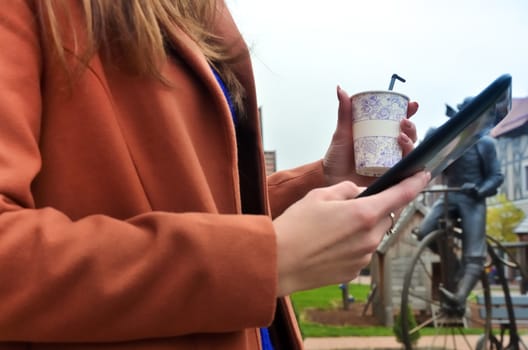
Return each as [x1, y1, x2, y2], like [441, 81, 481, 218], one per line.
[486, 194, 525, 242]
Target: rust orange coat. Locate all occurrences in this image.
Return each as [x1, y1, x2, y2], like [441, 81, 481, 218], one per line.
[0, 1, 325, 349]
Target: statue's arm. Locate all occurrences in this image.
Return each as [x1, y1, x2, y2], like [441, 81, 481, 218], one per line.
[477, 137, 504, 198]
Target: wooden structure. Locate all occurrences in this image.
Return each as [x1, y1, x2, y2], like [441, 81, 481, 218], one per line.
[369, 196, 430, 326]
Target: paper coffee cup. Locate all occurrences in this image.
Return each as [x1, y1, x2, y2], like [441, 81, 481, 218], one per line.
[351, 90, 409, 177]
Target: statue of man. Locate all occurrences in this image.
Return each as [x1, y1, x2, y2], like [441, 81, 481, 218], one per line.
[417, 97, 504, 312]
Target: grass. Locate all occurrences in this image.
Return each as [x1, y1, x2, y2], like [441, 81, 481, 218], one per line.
[291, 283, 370, 311]
[297, 323, 395, 338]
[290, 283, 393, 338]
[290, 283, 488, 338]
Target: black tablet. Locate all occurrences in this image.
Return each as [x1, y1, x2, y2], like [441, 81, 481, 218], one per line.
[357, 74, 512, 198]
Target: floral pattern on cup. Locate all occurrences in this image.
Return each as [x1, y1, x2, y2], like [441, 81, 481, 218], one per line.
[352, 93, 408, 123]
[354, 136, 402, 176]
[351, 90, 409, 177]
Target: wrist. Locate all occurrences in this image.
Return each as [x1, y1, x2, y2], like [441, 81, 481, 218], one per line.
[274, 216, 304, 297]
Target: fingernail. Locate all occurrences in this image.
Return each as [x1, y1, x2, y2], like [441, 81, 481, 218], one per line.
[424, 171, 431, 182]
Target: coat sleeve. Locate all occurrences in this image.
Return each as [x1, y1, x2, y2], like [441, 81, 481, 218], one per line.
[267, 160, 326, 218]
[0, 1, 277, 342]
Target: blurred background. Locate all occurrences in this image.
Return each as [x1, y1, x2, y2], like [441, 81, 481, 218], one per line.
[226, 0, 528, 171]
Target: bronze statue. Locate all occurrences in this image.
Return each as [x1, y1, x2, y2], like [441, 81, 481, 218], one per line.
[416, 97, 504, 313]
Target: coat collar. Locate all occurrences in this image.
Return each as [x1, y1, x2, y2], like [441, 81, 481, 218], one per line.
[162, 3, 269, 214]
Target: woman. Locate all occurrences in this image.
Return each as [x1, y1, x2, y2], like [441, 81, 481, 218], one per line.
[0, 1, 429, 349]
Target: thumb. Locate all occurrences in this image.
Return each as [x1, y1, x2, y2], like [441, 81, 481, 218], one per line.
[335, 85, 353, 137]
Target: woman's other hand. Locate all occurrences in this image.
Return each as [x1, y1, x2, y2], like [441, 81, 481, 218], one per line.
[274, 170, 430, 296]
[323, 86, 419, 187]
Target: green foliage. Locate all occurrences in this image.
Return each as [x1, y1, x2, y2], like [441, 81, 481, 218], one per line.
[393, 306, 420, 345]
[487, 194, 525, 242]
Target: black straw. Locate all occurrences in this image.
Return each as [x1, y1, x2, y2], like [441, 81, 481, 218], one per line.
[388, 74, 406, 90]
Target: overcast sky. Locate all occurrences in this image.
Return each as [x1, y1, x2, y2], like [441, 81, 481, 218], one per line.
[225, 0, 528, 171]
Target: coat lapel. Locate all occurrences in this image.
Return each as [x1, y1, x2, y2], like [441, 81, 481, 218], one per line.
[163, 2, 269, 214]
[212, 2, 270, 214]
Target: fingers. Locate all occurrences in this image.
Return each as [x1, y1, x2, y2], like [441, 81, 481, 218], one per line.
[399, 132, 414, 156]
[275, 172, 429, 295]
[399, 118, 417, 156]
[362, 171, 430, 216]
[400, 118, 417, 142]
[407, 101, 419, 118]
[309, 181, 365, 201]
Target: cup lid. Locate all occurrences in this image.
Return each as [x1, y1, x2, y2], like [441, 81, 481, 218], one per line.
[351, 90, 409, 101]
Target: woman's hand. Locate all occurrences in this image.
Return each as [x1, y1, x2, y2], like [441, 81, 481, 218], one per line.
[323, 86, 419, 187]
[273, 170, 430, 296]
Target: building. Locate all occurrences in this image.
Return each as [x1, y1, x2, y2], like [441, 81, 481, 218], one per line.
[264, 151, 277, 175]
[491, 96, 528, 213]
[258, 106, 277, 175]
[492, 96, 528, 270]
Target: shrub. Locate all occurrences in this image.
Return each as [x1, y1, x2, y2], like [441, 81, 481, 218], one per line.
[393, 306, 421, 346]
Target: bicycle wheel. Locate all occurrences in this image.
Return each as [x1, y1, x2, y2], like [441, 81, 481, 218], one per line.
[400, 229, 495, 350]
[483, 236, 528, 350]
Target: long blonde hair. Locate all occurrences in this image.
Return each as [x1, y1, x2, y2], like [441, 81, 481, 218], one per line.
[37, 0, 246, 116]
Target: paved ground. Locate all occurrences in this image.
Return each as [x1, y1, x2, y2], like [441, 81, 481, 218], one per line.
[304, 336, 402, 350]
[304, 334, 528, 350]
[303, 335, 483, 349]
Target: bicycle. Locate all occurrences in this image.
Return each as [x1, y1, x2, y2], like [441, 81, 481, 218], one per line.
[399, 187, 528, 350]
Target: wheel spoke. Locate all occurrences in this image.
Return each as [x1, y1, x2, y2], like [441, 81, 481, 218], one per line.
[409, 316, 437, 334]
[406, 289, 440, 306]
[400, 228, 494, 350]
[417, 255, 434, 280]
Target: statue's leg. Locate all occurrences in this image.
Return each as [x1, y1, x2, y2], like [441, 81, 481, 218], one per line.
[416, 200, 444, 253]
[441, 198, 486, 311]
[460, 199, 487, 259]
[418, 200, 445, 237]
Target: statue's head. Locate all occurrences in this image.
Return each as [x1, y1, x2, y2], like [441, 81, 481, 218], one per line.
[457, 97, 474, 111]
[445, 96, 474, 118]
